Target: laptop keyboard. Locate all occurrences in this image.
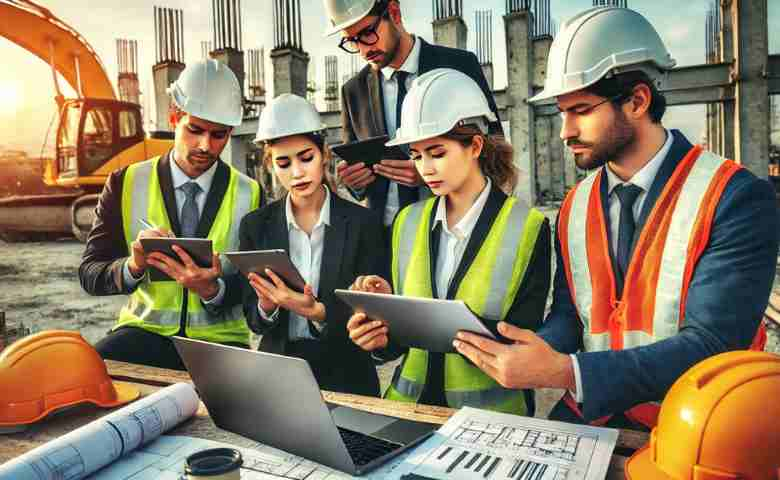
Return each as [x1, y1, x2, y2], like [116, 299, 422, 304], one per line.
[337, 426, 403, 466]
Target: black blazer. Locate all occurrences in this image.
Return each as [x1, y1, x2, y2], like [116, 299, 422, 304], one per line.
[79, 152, 251, 313]
[239, 192, 387, 397]
[340, 37, 504, 215]
[378, 186, 551, 412]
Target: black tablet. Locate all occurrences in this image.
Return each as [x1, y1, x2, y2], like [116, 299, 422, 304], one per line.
[139, 238, 213, 282]
[225, 249, 306, 293]
[331, 134, 409, 168]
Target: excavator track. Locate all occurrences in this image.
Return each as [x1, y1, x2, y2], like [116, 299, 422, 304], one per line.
[0, 193, 81, 242]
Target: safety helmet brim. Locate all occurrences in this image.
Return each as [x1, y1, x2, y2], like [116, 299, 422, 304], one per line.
[323, 0, 378, 36]
[625, 445, 675, 480]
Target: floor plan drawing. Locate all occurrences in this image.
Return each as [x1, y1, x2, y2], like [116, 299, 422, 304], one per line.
[407, 408, 618, 480]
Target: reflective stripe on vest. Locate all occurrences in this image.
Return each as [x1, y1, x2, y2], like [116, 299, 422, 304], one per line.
[558, 146, 754, 428]
[386, 196, 545, 415]
[117, 156, 260, 345]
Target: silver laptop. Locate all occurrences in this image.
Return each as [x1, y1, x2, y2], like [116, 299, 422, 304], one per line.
[173, 337, 435, 476]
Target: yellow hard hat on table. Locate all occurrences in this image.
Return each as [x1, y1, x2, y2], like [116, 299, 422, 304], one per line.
[626, 350, 780, 480]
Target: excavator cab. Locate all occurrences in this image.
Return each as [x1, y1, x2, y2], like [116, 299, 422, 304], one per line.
[46, 98, 145, 188]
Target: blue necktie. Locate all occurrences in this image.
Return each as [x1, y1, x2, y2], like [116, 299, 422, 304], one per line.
[614, 184, 643, 282]
[180, 181, 201, 238]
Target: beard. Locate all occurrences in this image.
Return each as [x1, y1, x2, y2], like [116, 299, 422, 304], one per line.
[569, 112, 636, 170]
[367, 25, 401, 70]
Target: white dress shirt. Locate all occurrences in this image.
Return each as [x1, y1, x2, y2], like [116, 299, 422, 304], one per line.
[432, 179, 492, 298]
[258, 187, 331, 341]
[123, 152, 225, 305]
[570, 130, 672, 403]
[379, 35, 422, 226]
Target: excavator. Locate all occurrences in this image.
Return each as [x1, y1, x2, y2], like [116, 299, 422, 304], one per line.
[0, 0, 172, 242]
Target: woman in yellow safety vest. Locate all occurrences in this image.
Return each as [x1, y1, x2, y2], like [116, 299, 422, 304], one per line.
[346, 68, 551, 416]
[239, 94, 384, 396]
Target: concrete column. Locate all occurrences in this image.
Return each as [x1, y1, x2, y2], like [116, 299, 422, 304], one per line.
[481, 63, 495, 91]
[550, 115, 565, 199]
[504, 11, 536, 205]
[211, 48, 246, 100]
[153, 61, 185, 132]
[531, 36, 564, 202]
[534, 115, 552, 201]
[432, 17, 468, 50]
[720, 0, 736, 160]
[731, 0, 769, 178]
[532, 37, 553, 94]
[271, 48, 310, 98]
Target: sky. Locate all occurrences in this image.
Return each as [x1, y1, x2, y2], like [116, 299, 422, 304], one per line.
[1, 0, 779, 155]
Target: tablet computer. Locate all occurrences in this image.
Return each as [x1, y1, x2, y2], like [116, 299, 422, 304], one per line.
[334, 290, 497, 353]
[331, 135, 409, 168]
[139, 237, 213, 282]
[225, 249, 306, 293]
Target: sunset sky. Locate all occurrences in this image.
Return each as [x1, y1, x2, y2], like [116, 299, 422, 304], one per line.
[1, 0, 778, 155]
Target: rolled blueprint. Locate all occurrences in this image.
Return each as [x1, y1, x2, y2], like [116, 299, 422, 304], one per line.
[0, 382, 199, 480]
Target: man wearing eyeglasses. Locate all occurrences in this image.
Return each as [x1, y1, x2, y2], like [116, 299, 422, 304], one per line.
[453, 7, 778, 429]
[323, 0, 502, 227]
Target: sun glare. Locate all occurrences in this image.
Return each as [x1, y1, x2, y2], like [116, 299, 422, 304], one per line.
[0, 81, 22, 115]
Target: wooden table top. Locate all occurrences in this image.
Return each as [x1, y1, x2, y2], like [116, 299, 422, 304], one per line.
[0, 360, 647, 479]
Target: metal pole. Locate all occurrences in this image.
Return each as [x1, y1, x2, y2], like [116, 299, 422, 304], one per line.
[238, 0, 243, 50]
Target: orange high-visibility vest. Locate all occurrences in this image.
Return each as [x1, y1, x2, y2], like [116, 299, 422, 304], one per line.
[557, 145, 766, 428]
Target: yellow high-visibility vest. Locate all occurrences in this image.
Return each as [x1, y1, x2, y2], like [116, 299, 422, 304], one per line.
[116, 156, 260, 345]
[385, 195, 545, 415]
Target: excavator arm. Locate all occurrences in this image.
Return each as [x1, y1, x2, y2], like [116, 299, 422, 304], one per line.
[0, 0, 116, 100]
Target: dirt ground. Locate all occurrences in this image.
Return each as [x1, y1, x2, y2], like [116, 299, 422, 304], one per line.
[1, 237, 778, 419]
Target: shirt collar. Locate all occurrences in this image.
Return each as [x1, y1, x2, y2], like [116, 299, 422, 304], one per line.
[605, 129, 672, 195]
[432, 178, 492, 240]
[170, 150, 218, 195]
[381, 35, 421, 80]
[285, 186, 332, 232]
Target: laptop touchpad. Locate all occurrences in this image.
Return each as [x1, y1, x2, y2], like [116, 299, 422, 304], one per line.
[330, 406, 396, 434]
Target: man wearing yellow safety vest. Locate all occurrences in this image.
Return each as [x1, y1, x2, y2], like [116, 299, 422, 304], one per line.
[79, 60, 261, 371]
[454, 7, 779, 430]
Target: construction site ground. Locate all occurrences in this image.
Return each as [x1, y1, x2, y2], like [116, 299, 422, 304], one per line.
[2, 229, 779, 418]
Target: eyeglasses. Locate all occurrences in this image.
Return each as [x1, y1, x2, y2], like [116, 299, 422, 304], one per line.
[558, 93, 629, 119]
[338, 7, 388, 54]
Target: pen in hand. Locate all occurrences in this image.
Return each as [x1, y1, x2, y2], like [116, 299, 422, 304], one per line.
[138, 218, 175, 238]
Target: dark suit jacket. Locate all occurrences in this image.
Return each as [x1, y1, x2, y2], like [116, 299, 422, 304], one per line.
[540, 130, 780, 422]
[340, 37, 503, 215]
[239, 192, 386, 397]
[79, 152, 253, 316]
[378, 186, 552, 412]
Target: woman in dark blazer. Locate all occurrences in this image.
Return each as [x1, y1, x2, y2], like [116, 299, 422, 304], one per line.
[239, 94, 383, 397]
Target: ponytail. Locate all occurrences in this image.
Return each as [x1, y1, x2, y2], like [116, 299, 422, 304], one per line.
[443, 125, 518, 194]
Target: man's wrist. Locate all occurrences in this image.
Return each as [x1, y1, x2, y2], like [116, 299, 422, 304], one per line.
[198, 281, 220, 301]
[556, 352, 576, 392]
[127, 260, 145, 278]
[309, 302, 326, 324]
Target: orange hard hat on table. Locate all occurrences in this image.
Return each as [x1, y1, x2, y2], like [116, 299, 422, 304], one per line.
[0, 330, 139, 429]
[626, 350, 780, 480]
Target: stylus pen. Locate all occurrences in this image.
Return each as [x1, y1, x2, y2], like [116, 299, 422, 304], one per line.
[139, 218, 176, 238]
[138, 218, 157, 230]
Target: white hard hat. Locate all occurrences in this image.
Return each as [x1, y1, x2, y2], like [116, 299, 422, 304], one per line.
[168, 59, 244, 127]
[387, 68, 497, 147]
[529, 7, 676, 103]
[323, 0, 379, 36]
[254, 94, 327, 143]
